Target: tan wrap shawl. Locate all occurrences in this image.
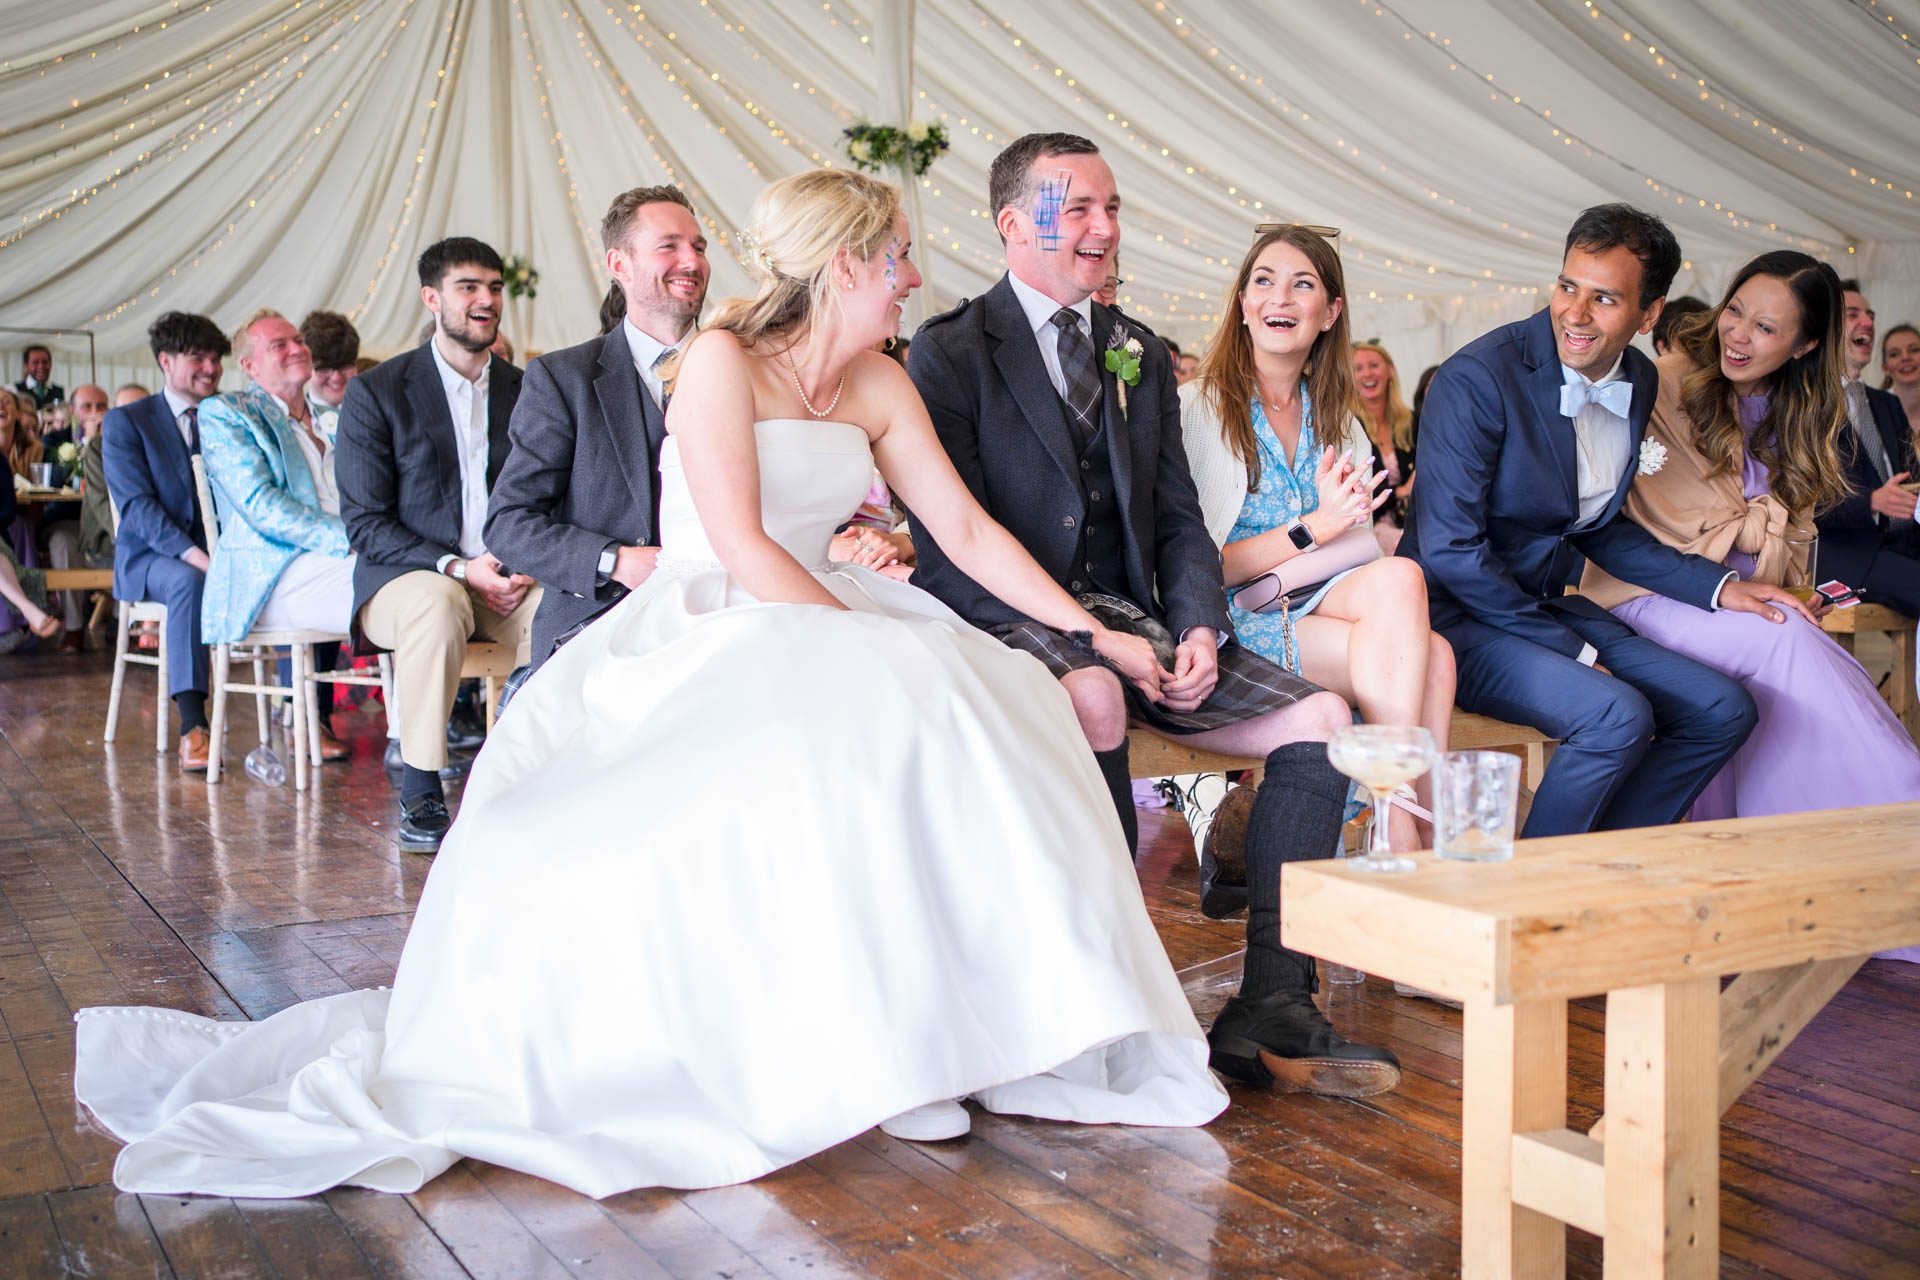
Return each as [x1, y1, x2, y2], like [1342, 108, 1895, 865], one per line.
[1581, 352, 1811, 610]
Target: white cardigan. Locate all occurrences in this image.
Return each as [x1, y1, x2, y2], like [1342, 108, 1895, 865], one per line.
[1176, 379, 1373, 548]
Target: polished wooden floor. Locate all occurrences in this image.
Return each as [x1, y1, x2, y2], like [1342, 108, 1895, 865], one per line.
[1, 649, 1917, 1279]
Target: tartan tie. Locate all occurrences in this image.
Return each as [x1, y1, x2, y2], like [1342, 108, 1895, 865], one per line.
[1051, 308, 1101, 446]
[652, 347, 676, 409]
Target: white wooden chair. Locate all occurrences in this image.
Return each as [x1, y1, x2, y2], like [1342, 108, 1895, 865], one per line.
[101, 498, 172, 753]
[191, 458, 381, 791]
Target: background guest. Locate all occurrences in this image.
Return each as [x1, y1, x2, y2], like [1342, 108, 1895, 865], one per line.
[1881, 322, 1919, 444]
[1583, 252, 1920, 816]
[300, 309, 361, 433]
[490, 333, 515, 364]
[41, 383, 110, 648]
[113, 384, 150, 408]
[1, 389, 45, 564]
[101, 312, 229, 772]
[338, 237, 534, 853]
[14, 344, 64, 409]
[1181, 225, 1453, 850]
[1352, 340, 1416, 534]
[1816, 282, 1920, 616]
[1651, 294, 1709, 358]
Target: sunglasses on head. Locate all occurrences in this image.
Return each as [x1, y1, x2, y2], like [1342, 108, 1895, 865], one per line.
[1254, 223, 1341, 240]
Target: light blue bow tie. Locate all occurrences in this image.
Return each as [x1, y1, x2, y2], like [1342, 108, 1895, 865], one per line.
[1560, 377, 1632, 419]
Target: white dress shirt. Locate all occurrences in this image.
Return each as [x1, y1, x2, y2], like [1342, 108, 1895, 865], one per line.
[1006, 271, 1093, 401]
[429, 339, 491, 563]
[622, 317, 689, 411]
[270, 392, 339, 517]
[1563, 356, 1634, 532]
[162, 386, 198, 451]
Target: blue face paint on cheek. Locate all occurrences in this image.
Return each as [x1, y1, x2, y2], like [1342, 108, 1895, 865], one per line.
[1034, 171, 1070, 253]
[884, 239, 899, 292]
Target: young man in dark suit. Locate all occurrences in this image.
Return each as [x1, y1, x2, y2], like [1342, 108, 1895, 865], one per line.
[486, 186, 710, 670]
[1399, 204, 1809, 839]
[908, 132, 1398, 1098]
[100, 312, 230, 771]
[337, 238, 535, 852]
[1816, 281, 1920, 615]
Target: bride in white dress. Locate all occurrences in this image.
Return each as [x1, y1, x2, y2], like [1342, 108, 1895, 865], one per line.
[74, 168, 1227, 1199]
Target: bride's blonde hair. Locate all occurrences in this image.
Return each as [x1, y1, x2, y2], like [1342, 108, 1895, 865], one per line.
[708, 168, 901, 350]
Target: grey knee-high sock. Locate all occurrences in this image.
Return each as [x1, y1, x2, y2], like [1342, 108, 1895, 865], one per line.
[1242, 741, 1351, 999]
[1092, 744, 1139, 855]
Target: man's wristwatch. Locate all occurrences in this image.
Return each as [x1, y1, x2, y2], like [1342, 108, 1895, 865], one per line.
[1285, 519, 1316, 552]
[447, 559, 468, 582]
[597, 545, 619, 583]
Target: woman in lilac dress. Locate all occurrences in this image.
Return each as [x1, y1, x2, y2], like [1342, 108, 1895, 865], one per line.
[1582, 250, 1920, 818]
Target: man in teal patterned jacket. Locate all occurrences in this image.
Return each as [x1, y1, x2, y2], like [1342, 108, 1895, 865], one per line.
[197, 310, 356, 647]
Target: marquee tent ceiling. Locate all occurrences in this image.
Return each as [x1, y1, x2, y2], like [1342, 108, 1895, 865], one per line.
[2, 0, 1916, 381]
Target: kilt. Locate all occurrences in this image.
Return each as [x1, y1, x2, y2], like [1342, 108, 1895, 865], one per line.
[989, 595, 1321, 735]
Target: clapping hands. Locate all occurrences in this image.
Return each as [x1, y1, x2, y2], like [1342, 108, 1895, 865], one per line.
[1306, 446, 1389, 542]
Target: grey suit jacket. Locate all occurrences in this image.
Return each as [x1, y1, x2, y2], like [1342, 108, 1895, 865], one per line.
[335, 342, 522, 648]
[484, 324, 668, 667]
[905, 274, 1230, 638]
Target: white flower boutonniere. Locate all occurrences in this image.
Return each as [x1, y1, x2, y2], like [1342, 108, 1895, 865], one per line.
[1638, 439, 1668, 476]
[1104, 330, 1144, 418]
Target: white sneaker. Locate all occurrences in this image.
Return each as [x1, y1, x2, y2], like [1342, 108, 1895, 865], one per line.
[878, 1099, 970, 1142]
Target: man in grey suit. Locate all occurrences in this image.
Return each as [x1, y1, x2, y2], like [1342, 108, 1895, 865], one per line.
[485, 186, 711, 669]
[337, 236, 534, 852]
[908, 132, 1397, 1097]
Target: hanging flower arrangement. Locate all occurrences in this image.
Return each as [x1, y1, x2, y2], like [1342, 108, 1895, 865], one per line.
[840, 120, 950, 177]
[503, 255, 540, 301]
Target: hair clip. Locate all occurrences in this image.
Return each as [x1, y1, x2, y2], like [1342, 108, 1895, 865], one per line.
[738, 228, 777, 276]
[1255, 223, 1341, 239]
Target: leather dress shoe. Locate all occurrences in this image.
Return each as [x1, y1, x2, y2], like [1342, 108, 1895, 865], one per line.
[317, 721, 350, 763]
[57, 630, 85, 653]
[383, 740, 470, 779]
[177, 726, 211, 773]
[446, 712, 486, 752]
[397, 794, 452, 854]
[1207, 989, 1401, 1097]
[1198, 784, 1255, 919]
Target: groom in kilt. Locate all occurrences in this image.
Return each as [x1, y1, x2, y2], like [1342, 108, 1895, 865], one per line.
[907, 132, 1400, 1096]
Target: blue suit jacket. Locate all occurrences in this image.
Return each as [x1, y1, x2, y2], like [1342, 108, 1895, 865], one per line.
[1398, 309, 1727, 657]
[197, 386, 349, 643]
[101, 392, 203, 603]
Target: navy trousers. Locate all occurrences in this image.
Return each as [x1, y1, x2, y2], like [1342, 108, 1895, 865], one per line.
[1450, 607, 1756, 837]
[141, 555, 209, 698]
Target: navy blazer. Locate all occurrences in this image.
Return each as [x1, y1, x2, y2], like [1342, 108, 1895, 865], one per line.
[906, 275, 1230, 638]
[101, 391, 203, 602]
[336, 342, 521, 646]
[1815, 384, 1918, 589]
[1398, 309, 1726, 657]
[484, 324, 666, 667]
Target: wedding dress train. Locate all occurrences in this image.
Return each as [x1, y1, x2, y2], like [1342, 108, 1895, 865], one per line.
[75, 419, 1226, 1199]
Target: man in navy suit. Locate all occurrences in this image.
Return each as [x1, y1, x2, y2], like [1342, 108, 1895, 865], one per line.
[1399, 204, 1812, 837]
[1816, 281, 1920, 616]
[101, 312, 231, 771]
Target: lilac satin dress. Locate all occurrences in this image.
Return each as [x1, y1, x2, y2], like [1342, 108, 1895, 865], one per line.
[1613, 394, 1920, 824]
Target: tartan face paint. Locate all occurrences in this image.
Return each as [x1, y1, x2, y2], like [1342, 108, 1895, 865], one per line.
[1034, 169, 1071, 253]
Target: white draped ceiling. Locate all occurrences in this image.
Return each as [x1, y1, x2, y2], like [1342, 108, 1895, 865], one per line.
[3, 0, 1917, 388]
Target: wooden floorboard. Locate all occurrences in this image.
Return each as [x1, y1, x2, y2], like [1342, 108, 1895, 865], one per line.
[0, 649, 1914, 1278]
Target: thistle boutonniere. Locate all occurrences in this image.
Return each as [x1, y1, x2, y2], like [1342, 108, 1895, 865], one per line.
[1103, 329, 1144, 418]
[1638, 438, 1668, 476]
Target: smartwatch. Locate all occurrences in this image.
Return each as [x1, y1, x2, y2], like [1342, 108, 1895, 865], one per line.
[597, 545, 619, 583]
[1285, 519, 1316, 552]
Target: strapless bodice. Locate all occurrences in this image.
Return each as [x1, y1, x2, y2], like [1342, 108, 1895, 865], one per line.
[656, 419, 874, 571]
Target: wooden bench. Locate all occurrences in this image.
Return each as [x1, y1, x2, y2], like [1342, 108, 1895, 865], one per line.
[1127, 711, 1556, 790]
[41, 567, 113, 592]
[1280, 802, 1920, 1278]
[1823, 603, 1916, 737]
[462, 641, 518, 730]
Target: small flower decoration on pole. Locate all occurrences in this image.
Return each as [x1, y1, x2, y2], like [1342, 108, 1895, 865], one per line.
[840, 121, 950, 177]
[502, 255, 540, 301]
[1638, 438, 1668, 476]
[1104, 328, 1145, 419]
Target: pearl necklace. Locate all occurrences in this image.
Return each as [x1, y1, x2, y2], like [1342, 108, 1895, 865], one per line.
[784, 349, 845, 420]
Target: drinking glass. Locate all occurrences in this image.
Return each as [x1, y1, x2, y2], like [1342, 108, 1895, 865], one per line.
[244, 745, 287, 787]
[1326, 724, 1437, 873]
[1434, 751, 1521, 862]
[1783, 529, 1818, 603]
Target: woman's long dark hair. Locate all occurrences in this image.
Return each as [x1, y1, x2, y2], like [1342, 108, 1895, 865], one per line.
[1672, 250, 1849, 516]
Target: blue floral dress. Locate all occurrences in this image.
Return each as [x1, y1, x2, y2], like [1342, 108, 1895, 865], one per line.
[1226, 384, 1348, 673]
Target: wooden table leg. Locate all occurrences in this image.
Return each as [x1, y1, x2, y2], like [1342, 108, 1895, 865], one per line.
[1463, 997, 1568, 1279]
[1603, 978, 1718, 1279]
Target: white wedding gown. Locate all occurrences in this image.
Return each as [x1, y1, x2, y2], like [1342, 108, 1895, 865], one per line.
[75, 419, 1227, 1199]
